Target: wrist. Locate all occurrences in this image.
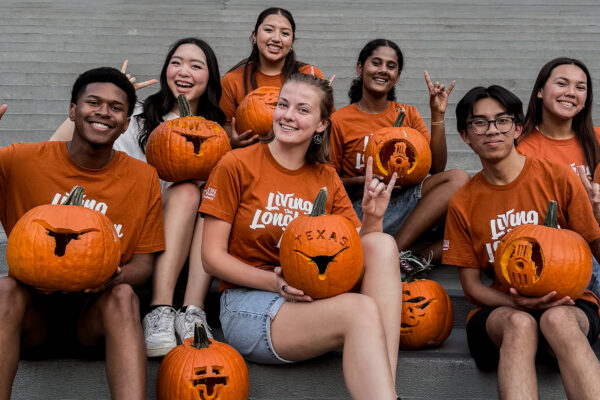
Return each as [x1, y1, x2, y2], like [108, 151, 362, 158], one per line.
[431, 111, 445, 120]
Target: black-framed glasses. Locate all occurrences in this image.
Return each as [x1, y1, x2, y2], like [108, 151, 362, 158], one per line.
[467, 116, 515, 135]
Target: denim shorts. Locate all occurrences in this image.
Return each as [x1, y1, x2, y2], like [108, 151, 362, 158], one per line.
[587, 256, 600, 298]
[352, 183, 423, 237]
[220, 287, 293, 365]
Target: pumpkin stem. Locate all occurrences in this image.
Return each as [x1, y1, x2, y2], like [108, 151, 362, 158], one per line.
[177, 94, 193, 117]
[401, 250, 433, 283]
[309, 187, 328, 217]
[61, 185, 85, 206]
[544, 200, 558, 228]
[192, 323, 211, 349]
[393, 107, 406, 128]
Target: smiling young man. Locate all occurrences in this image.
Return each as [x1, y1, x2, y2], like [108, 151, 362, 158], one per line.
[0, 67, 164, 400]
[443, 85, 600, 399]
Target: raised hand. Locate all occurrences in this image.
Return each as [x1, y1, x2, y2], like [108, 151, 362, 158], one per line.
[121, 60, 158, 91]
[509, 288, 574, 310]
[0, 104, 6, 120]
[362, 156, 396, 220]
[578, 165, 600, 223]
[424, 70, 455, 115]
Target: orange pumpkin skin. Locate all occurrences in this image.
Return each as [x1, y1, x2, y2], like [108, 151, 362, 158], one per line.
[235, 86, 279, 137]
[146, 115, 231, 183]
[280, 188, 363, 299]
[365, 126, 431, 186]
[400, 279, 453, 349]
[157, 327, 249, 400]
[7, 199, 120, 292]
[493, 225, 592, 300]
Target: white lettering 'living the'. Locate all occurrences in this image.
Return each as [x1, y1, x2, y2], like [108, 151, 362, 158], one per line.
[265, 192, 313, 213]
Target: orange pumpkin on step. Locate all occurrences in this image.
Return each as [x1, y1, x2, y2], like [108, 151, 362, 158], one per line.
[146, 94, 231, 182]
[494, 200, 592, 300]
[365, 108, 431, 186]
[157, 324, 249, 400]
[280, 187, 363, 299]
[7, 185, 120, 292]
[235, 86, 279, 137]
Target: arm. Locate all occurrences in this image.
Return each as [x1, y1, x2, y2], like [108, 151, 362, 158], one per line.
[0, 104, 7, 120]
[202, 215, 311, 301]
[424, 71, 455, 174]
[84, 252, 155, 293]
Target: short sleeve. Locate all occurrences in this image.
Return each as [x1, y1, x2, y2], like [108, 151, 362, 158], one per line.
[131, 171, 165, 257]
[328, 119, 344, 173]
[199, 152, 242, 224]
[404, 105, 430, 143]
[0, 144, 15, 223]
[220, 73, 238, 126]
[442, 198, 480, 269]
[564, 170, 600, 243]
[299, 64, 325, 79]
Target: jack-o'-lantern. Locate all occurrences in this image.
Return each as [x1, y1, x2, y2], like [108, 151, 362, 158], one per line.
[494, 200, 592, 299]
[157, 324, 249, 400]
[234, 86, 279, 137]
[146, 94, 231, 182]
[280, 187, 363, 299]
[7, 186, 120, 292]
[365, 108, 431, 186]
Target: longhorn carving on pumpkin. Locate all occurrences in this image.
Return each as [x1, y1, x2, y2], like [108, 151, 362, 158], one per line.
[293, 246, 350, 280]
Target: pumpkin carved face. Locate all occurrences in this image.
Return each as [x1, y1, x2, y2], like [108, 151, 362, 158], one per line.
[157, 324, 249, 400]
[280, 188, 363, 299]
[146, 95, 231, 182]
[400, 279, 453, 349]
[7, 186, 120, 292]
[235, 86, 279, 137]
[494, 201, 591, 299]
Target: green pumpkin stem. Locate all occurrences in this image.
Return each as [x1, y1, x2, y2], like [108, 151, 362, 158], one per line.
[177, 94, 193, 117]
[393, 107, 406, 127]
[192, 323, 211, 349]
[544, 200, 558, 228]
[309, 187, 328, 217]
[61, 185, 85, 206]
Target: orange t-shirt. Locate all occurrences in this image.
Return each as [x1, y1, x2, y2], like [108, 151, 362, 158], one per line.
[329, 101, 430, 179]
[443, 157, 600, 303]
[199, 143, 360, 281]
[0, 142, 165, 265]
[220, 63, 325, 125]
[516, 126, 600, 179]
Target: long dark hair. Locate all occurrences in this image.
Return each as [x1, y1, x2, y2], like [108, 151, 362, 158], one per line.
[348, 39, 404, 104]
[136, 37, 226, 152]
[227, 7, 306, 96]
[262, 73, 334, 164]
[521, 57, 599, 171]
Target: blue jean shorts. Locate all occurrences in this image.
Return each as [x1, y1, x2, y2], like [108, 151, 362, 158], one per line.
[352, 182, 423, 237]
[220, 287, 293, 365]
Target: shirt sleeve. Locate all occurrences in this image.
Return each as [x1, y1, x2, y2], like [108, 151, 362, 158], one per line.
[199, 152, 241, 224]
[564, 170, 600, 243]
[442, 198, 481, 269]
[328, 118, 345, 174]
[405, 105, 430, 143]
[132, 171, 165, 256]
[219, 73, 238, 126]
[0, 145, 15, 225]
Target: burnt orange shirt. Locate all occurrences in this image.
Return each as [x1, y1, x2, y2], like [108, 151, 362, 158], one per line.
[329, 101, 430, 179]
[220, 64, 325, 125]
[0, 142, 165, 265]
[517, 126, 600, 179]
[200, 143, 360, 280]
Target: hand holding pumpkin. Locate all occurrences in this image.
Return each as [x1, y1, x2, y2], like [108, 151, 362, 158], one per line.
[0, 104, 6, 120]
[424, 70, 455, 116]
[274, 267, 312, 302]
[509, 288, 574, 310]
[84, 266, 122, 294]
[121, 60, 158, 91]
[229, 117, 259, 148]
[578, 166, 600, 223]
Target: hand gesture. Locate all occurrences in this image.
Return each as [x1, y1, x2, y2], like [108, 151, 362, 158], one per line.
[0, 104, 7, 120]
[121, 60, 158, 91]
[578, 165, 600, 223]
[424, 70, 455, 115]
[509, 288, 574, 310]
[362, 156, 396, 220]
[274, 267, 312, 302]
[229, 117, 259, 148]
[84, 266, 122, 294]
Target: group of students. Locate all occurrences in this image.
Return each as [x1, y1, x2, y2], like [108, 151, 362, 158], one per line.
[1, 5, 600, 399]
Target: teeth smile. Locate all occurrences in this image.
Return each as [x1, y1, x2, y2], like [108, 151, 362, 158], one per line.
[558, 101, 574, 107]
[91, 122, 111, 129]
[176, 81, 193, 88]
[280, 124, 296, 131]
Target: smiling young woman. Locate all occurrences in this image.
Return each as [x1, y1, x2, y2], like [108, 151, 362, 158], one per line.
[219, 7, 325, 148]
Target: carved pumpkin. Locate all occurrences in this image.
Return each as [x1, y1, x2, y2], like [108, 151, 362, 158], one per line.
[494, 200, 592, 299]
[146, 94, 231, 182]
[280, 187, 363, 299]
[7, 186, 120, 292]
[365, 108, 431, 185]
[234, 86, 279, 137]
[157, 324, 249, 400]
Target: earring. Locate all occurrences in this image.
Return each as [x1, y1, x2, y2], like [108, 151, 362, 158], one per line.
[313, 133, 323, 145]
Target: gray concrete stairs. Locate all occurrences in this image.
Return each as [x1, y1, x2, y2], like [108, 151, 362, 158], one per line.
[2, 0, 600, 398]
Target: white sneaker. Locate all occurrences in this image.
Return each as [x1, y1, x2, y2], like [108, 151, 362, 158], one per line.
[143, 306, 177, 357]
[175, 305, 213, 342]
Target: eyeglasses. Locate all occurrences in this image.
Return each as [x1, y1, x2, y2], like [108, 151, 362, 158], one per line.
[467, 116, 515, 135]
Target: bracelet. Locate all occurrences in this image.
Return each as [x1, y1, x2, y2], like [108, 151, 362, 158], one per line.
[431, 120, 445, 126]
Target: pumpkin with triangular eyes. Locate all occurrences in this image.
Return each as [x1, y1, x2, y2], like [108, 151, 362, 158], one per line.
[280, 188, 363, 299]
[235, 86, 279, 137]
[146, 94, 231, 182]
[6, 186, 120, 292]
[400, 279, 453, 349]
[157, 324, 249, 400]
